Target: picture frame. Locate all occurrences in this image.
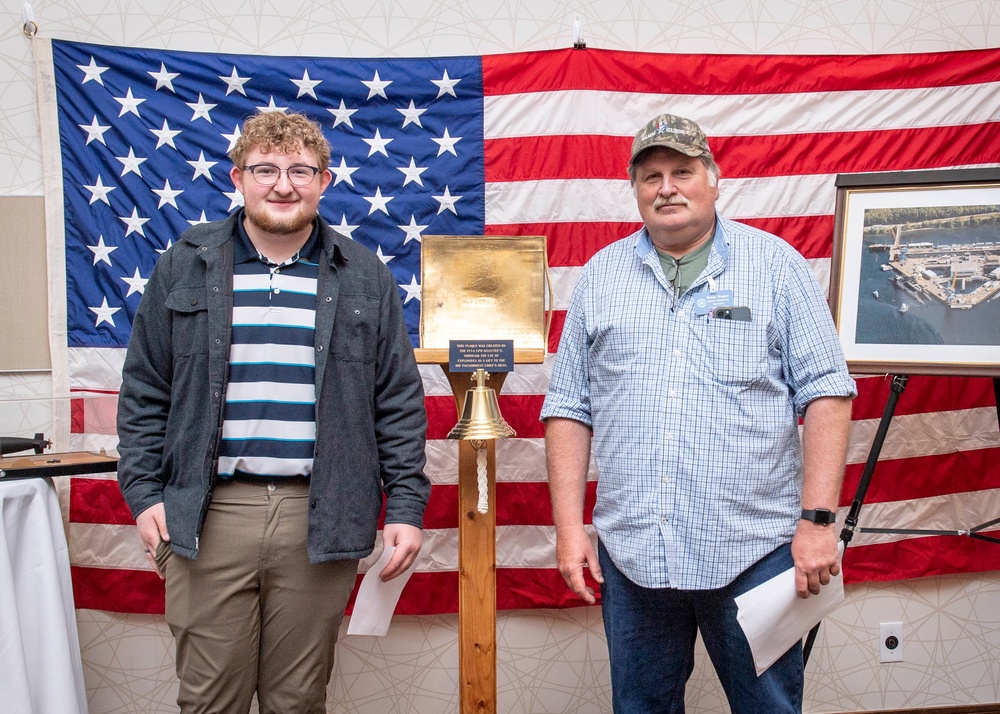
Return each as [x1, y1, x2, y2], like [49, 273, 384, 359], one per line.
[829, 168, 1000, 376]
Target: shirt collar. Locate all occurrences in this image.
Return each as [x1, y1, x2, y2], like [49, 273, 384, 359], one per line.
[634, 213, 729, 262]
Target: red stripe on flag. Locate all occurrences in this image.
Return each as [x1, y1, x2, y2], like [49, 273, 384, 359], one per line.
[843, 530, 1000, 584]
[484, 124, 1000, 183]
[482, 47, 1000, 96]
[486, 221, 640, 267]
[71, 565, 165, 614]
[71, 398, 85, 435]
[841, 450, 1000, 506]
[70, 477, 133, 524]
[852, 375, 996, 420]
[487, 217, 835, 264]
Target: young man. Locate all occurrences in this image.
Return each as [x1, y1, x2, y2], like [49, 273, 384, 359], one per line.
[117, 111, 429, 712]
[542, 113, 856, 713]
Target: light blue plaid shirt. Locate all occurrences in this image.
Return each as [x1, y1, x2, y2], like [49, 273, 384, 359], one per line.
[541, 216, 856, 590]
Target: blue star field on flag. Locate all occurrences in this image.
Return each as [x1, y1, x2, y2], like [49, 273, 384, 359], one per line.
[53, 39, 486, 348]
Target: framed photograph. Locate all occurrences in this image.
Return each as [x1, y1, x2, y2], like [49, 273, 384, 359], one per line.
[830, 168, 1000, 376]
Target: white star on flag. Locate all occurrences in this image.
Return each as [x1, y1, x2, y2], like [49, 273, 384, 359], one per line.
[148, 63, 179, 91]
[220, 67, 250, 96]
[187, 152, 217, 181]
[432, 128, 461, 156]
[223, 189, 245, 211]
[374, 245, 394, 263]
[87, 236, 117, 266]
[399, 275, 421, 304]
[152, 179, 184, 209]
[120, 268, 149, 297]
[363, 187, 394, 215]
[397, 157, 428, 187]
[89, 297, 120, 327]
[257, 97, 289, 114]
[115, 147, 148, 177]
[79, 116, 111, 145]
[431, 69, 461, 98]
[397, 100, 427, 128]
[150, 119, 182, 149]
[398, 215, 428, 244]
[363, 129, 393, 157]
[221, 125, 242, 152]
[362, 71, 392, 100]
[77, 57, 110, 85]
[186, 93, 217, 122]
[188, 211, 210, 226]
[113, 88, 146, 117]
[327, 100, 357, 128]
[119, 207, 151, 237]
[330, 157, 359, 187]
[433, 186, 462, 215]
[291, 70, 322, 99]
[334, 216, 360, 239]
[83, 175, 116, 205]
[155, 239, 174, 255]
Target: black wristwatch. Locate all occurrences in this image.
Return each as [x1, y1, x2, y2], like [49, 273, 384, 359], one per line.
[800, 508, 836, 526]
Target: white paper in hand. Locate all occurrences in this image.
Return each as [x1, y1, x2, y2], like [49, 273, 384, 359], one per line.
[346, 546, 415, 637]
[735, 546, 846, 676]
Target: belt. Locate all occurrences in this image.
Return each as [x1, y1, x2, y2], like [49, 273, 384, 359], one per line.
[223, 469, 310, 486]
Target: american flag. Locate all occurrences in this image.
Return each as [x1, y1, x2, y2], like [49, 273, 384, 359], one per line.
[43, 38, 1000, 615]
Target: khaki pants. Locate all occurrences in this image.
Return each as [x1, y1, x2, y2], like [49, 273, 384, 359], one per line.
[156, 478, 359, 714]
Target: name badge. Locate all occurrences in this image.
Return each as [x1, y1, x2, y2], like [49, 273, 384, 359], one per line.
[693, 289, 734, 316]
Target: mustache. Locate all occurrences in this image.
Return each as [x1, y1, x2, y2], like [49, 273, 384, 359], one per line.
[653, 195, 689, 209]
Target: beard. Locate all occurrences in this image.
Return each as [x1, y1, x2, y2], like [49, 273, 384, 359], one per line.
[243, 199, 316, 236]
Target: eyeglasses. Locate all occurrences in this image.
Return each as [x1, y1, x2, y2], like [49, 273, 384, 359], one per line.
[243, 164, 320, 186]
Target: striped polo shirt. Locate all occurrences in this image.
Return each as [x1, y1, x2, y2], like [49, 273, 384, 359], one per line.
[217, 215, 320, 480]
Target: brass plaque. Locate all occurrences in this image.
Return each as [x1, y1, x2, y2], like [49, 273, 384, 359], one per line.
[420, 235, 547, 351]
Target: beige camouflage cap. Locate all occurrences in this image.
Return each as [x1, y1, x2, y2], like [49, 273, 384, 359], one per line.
[629, 114, 712, 168]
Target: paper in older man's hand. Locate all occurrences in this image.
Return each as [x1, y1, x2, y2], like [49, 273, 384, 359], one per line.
[346, 546, 414, 637]
[735, 551, 846, 676]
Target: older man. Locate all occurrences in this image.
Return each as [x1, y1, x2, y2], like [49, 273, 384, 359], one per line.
[541, 113, 856, 713]
[117, 111, 429, 713]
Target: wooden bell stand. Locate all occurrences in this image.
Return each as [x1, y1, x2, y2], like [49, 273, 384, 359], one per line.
[414, 347, 544, 713]
[416, 233, 550, 713]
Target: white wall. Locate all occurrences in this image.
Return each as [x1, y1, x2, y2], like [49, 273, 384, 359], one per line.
[3, 2, 1000, 712]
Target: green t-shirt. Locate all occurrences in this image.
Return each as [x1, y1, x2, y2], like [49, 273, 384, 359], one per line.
[655, 236, 713, 296]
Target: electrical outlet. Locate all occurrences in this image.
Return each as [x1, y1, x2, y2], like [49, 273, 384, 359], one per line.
[879, 621, 903, 662]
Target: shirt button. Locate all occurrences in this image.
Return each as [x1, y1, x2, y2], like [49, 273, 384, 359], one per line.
[663, 476, 669, 484]
[274, 288, 281, 294]
[678, 310, 686, 317]
[661, 516, 667, 524]
[267, 483, 276, 492]
[672, 350, 681, 357]
[665, 433, 673, 441]
[668, 390, 676, 398]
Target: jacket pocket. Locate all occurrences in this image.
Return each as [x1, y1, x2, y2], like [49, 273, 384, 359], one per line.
[331, 295, 378, 362]
[165, 287, 209, 357]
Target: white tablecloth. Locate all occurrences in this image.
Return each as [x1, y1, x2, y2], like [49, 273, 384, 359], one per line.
[0, 478, 87, 714]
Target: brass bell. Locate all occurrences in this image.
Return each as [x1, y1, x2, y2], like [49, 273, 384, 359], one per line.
[447, 369, 516, 441]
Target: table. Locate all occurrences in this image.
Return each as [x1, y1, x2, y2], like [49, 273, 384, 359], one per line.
[0, 477, 88, 713]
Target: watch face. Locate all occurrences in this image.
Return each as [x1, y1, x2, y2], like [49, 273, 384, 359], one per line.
[803, 508, 835, 525]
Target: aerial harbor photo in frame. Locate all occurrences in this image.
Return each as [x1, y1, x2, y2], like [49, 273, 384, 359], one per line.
[829, 169, 1000, 376]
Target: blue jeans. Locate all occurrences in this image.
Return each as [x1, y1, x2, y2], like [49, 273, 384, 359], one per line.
[599, 541, 803, 714]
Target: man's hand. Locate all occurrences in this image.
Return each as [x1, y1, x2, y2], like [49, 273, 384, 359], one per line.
[791, 519, 840, 598]
[379, 523, 423, 582]
[556, 524, 604, 605]
[135, 503, 169, 579]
